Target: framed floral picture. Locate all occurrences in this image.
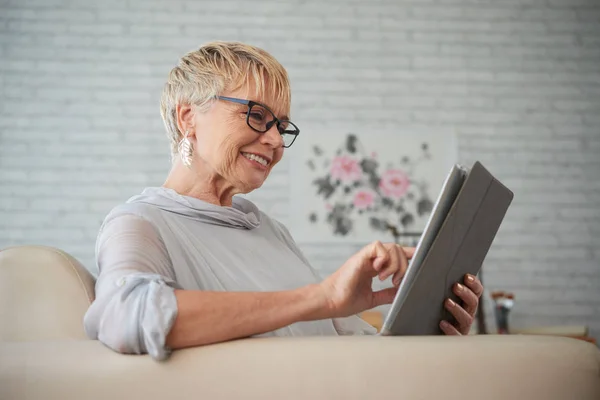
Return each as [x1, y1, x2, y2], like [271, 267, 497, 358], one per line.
[288, 128, 458, 244]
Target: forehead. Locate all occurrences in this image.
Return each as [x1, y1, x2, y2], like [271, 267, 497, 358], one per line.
[226, 79, 290, 119]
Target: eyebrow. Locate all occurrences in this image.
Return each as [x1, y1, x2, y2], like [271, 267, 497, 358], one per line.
[260, 101, 289, 121]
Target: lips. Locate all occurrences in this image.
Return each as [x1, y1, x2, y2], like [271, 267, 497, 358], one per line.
[241, 152, 272, 167]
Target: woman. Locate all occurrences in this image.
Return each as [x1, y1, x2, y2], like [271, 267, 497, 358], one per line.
[84, 41, 483, 361]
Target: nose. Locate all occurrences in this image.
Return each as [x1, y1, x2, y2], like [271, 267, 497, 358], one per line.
[260, 123, 284, 149]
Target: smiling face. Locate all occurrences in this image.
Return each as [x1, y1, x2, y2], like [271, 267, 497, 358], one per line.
[161, 41, 294, 205]
[187, 84, 288, 194]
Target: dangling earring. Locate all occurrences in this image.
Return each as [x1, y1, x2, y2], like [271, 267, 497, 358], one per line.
[178, 130, 193, 167]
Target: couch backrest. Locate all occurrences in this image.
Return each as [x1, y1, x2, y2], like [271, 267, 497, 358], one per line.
[0, 246, 96, 341]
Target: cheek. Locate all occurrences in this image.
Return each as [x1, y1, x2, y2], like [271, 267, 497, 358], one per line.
[214, 116, 244, 166]
[219, 135, 239, 173]
[271, 148, 284, 167]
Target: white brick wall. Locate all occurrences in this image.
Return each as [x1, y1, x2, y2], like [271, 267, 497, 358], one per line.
[1, 0, 599, 342]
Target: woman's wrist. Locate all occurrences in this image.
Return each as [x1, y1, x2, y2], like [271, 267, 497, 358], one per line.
[295, 283, 333, 322]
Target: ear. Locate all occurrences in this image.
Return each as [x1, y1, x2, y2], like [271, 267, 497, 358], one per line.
[175, 103, 196, 139]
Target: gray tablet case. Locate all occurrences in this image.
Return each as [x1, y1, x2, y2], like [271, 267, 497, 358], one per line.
[381, 161, 514, 336]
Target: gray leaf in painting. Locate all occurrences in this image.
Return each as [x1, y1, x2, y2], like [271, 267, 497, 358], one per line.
[417, 198, 433, 216]
[346, 134, 358, 153]
[381, 197, 394, 209]
[369, 217, 387, 232]
[367, 174, 379, 191]
[334, 217, 352, 235]
[313, 176, 335, 199]
[401, 213, 414, 227]
[360, 158, 378, 174]
[328, 204, 352, 236]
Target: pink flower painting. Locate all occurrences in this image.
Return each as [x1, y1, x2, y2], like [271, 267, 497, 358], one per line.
[308, 133, 434, 240]
[379, 169, 410, 199]
[330, 155, 362, 183]
[353, 189, 376, 210]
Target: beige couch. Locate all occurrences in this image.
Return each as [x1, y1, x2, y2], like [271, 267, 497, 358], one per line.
[1, 245, 599, 400]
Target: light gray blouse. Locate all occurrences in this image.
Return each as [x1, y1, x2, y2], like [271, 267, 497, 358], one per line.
[83, 187, 376, 360]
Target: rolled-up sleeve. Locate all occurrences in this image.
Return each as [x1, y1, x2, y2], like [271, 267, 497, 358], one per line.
[83, 214, 179, 361]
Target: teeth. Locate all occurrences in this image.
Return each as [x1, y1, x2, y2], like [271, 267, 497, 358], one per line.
[243, 152, 268, 166]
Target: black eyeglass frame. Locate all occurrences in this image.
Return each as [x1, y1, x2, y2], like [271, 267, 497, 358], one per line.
[216, 96, 300, 148]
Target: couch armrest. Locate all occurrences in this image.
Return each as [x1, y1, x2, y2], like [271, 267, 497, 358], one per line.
[0, 245, 95, 341]
[1, 335, 599, 400]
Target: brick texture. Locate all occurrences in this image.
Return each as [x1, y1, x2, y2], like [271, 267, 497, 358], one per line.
[1, 0, 599, 342]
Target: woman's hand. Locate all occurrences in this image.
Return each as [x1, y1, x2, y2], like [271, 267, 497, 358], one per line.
[439, 274, 484, 335]
[318, 241, 415, 318]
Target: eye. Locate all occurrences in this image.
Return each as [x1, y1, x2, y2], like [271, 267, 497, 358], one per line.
[249, 111, 266, 123]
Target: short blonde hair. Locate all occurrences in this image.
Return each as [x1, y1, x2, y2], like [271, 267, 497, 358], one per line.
[160, 41, 291, 161]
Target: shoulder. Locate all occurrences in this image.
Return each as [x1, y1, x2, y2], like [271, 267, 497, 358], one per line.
[103, 201, 162, 226]
[96, 193, 168, 251]
[99, 189, 175, 236]
[96, 207, 164, 254]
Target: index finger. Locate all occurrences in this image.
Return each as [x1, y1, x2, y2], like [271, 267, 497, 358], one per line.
[392, 245, 409, 286]
[399, 246, 416, 259]
[366, 240, 390, 271]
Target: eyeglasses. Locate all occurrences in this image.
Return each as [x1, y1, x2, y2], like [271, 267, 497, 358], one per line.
[216, 96, 300, 148]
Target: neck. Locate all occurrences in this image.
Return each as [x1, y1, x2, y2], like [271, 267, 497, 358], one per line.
[162, 159, 238, 207]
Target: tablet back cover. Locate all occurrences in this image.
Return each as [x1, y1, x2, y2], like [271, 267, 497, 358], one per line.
[387, 161, 514, 335]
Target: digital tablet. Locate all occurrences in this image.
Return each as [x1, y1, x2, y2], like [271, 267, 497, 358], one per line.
[380, 161, 514, 336]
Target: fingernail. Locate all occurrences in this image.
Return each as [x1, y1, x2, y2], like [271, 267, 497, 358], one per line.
[455, 283, 464, 292]
[466, 275, 474, 283]
[446, 298, 456, 308]
[440, 320, 449, 328]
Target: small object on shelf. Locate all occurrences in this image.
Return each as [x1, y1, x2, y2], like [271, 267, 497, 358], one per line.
[491, 291, 515, 334]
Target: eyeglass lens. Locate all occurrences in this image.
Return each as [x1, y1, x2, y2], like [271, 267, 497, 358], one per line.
[247, 103, 297, 147]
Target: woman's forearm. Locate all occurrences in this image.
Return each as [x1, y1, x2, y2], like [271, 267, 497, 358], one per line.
[166, 285, 328, 349]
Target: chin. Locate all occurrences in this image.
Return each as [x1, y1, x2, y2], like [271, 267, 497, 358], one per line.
[244, 178, 266, 192]
[233, 171, 265, 193]
[238, 163, 270, 187]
